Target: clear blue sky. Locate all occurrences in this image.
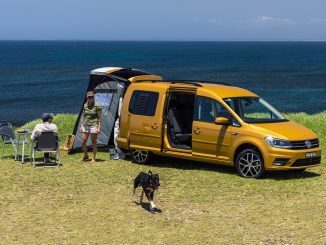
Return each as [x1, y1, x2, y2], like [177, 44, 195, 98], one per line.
[0, 0, 326, 41]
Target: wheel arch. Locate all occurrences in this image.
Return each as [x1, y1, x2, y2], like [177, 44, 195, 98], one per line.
[233, 142, 264, 165]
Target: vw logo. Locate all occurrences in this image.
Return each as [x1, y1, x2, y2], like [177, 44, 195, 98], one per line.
[305, 140, 312, 148]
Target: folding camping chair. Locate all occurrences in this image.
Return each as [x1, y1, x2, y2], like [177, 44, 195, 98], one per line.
[0, 123, 21, 160]
[31, 131, 61, 167]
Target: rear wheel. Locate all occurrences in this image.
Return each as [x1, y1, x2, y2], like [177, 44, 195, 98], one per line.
[235, 149, 265, 178]
[130, 149, 152, 164]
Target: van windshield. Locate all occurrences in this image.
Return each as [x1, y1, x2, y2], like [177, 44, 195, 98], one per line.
[223, 97, 287, 123]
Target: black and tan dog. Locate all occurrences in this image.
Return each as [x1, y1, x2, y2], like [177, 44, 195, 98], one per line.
[133, 171, 160, 212]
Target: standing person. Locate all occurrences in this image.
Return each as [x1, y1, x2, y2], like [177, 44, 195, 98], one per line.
[80, 91, 102, 163]
[31, 113, 58, 163]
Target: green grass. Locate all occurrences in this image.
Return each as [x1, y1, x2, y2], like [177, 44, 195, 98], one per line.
[21, 114, 78, 142]
[0, 113, 325, 244]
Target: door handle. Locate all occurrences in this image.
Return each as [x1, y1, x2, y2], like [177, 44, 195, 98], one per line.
[151, 123, 158, 129]
[194, 128, 201, 134]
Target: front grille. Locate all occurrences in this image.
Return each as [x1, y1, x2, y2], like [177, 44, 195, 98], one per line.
[291, 156, 321, 167]
[290, 138, 319, 150]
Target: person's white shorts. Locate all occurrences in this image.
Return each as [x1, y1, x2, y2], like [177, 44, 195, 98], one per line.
[82, 125, 98, 134]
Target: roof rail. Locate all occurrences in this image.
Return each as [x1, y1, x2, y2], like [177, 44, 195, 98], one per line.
[134, 79, 231, 87]
[134, 80, 202, 87]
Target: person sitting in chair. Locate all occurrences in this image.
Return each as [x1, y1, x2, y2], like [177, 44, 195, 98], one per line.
[31, 113, 58, 163]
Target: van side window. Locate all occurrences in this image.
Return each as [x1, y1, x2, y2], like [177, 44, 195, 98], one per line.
[194, 96, 217, 123]
[129, 90, 159, 116]
[194, 96, 239, 126]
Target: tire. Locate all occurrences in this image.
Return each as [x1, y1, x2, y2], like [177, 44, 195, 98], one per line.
[235, 148, 265, 178]
[130, 149, 152, 164]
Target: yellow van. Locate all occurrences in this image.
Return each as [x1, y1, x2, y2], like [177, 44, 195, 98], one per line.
[117, 80, 321, 178]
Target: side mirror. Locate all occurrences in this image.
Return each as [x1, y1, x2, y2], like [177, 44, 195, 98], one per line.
[215, 117, 229, 125]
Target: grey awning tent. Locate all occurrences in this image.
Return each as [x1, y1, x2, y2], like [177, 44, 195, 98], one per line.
[71, 67, 162, 151]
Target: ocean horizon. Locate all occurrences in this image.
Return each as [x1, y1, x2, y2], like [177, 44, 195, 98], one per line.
[0, 41, 326, 125]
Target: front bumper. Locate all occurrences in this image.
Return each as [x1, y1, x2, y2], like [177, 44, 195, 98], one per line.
[264, 146, 322, 170]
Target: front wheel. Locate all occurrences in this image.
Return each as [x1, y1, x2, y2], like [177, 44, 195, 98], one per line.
[235, 149, 265, 178]
[130, 149, 152, 164]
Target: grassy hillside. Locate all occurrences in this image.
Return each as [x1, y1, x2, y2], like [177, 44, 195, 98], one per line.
[0, 112, 325, 244]
[21, 113, 78, 142]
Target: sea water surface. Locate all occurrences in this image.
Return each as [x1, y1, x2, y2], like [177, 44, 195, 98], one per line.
[0, 41, 325, 125]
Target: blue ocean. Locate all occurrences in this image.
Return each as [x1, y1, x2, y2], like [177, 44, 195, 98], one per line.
[0, 41, 326, 125]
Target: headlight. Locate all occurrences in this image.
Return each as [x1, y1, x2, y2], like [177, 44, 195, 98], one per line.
[265, 136, 292, 149]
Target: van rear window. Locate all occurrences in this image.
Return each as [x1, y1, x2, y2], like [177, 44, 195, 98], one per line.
[129, 91, 159, 116]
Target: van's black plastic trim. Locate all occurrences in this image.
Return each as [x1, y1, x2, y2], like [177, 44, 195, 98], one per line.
[291, 156, 321, 167]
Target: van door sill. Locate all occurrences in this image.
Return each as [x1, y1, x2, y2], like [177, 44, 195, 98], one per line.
[164, 148, 192, 154]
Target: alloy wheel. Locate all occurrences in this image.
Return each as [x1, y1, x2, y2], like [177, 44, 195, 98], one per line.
[131, 149, 150, 164]
[238, 152, 263, 178]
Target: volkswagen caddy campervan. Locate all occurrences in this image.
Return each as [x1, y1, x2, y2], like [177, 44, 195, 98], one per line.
[117, 80, 321, 178]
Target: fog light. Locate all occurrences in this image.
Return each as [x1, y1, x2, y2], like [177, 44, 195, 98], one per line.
[273, 158, 290, 166]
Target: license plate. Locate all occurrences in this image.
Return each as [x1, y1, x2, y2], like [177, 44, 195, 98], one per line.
[306, 152, 317, 158]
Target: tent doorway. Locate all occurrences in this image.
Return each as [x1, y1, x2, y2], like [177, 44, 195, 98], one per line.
[71, 67, 163, 152]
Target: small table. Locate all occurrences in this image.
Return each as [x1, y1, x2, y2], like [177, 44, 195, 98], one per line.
[16, 130, 32, 163]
